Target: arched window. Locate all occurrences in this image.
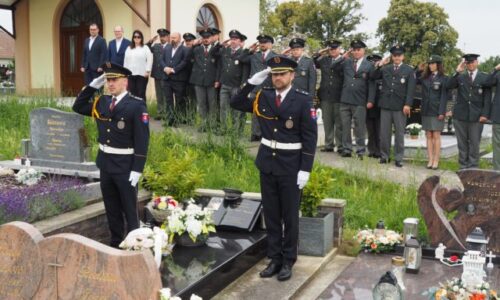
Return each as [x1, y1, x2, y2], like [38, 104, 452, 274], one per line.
[61, 0, 103, 29]
[196, 5, 219, 32]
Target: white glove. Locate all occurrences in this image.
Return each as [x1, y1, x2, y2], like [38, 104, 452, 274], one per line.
[89, 74, 106, 89]
[248, 67, 271, 85]
[128, 171, 142, 187]
[297, 171, 310, 190]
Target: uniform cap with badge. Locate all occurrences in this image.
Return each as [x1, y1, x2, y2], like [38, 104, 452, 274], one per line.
[463, 53, 480, 63]
[183, 32, 196, 41]
[326, 40, 342, 49]
[266, 55, 298, 74]
[390, 45, 405, 55]
[427, 55, 443, 64]
[289, 38, 305, 49]
[199, 28, 213, 38]
[350, 39, 366, 49]
[209, 27, 221, 35]
[101, 62, 132, 79]
[156, 28, 170, 37]
[257, 34, 274, 44]
[367, 54, 383, 62]
[229, 29, 243, 40]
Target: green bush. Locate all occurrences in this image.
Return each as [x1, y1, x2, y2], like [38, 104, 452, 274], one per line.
[301, 165, 334, 217]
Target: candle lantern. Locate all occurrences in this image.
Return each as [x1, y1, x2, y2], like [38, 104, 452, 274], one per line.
[404, 236, 422, 274]
[372, 271, 403, 300]
[374, 220, 386, 236]
[403, 218, 419, 242]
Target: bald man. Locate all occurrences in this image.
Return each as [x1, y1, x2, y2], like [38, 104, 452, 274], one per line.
[160, 32, 190, 126]
[108, 25, 131, 66]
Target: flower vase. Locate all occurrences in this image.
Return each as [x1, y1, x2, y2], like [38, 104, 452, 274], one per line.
[410, 135, 419, 140]
[174, 233, 208, 247]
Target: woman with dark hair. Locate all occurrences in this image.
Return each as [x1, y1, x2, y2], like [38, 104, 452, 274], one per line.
[124, 30, 153, 100]
[417, 55, 448, 169]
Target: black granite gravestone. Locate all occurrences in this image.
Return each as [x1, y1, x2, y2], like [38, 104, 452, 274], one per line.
[211, 197, 262, 232]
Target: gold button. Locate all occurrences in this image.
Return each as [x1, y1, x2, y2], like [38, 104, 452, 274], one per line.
[107, 140, 110, 143]
[274, 129, 277, 132]
[272, 153, 276, 156]
[107, 129, 110, 132]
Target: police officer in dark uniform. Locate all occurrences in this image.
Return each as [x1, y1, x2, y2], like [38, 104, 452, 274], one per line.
[72, 63, 150, 248]
[485, 63, 500, 170]
[447, 54, 491, 169]
[231, 56, 317, 281]
[313, 40, 344, 153]
[370, 45, 416, 167]
[216, 29, 249, 133]
[366, 54, 383, 158]
[286, 38, 317, 97]
[146, 28, 170, 120]
[182, 32, 197, 122]
[238, 34, 278, 141]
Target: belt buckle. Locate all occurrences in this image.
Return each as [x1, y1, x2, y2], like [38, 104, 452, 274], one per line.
[270, 140, 277, 149]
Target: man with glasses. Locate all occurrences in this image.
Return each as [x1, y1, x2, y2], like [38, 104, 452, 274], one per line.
[81, 23, 107, 85]
[108, 25, 130, 66]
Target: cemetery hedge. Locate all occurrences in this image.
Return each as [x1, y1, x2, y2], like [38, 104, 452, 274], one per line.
[0, 98, 427, 241]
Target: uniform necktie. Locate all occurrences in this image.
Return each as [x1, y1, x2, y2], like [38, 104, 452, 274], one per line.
[394, 65, 399, 72]
[231, 48, 236, 55]
[262, 52, 266, 63]
[469, 71, 474, 83]
[110, 97, 117, 111]
[353, 59, 358, 72]
[275, 94, 281, 108]
[204, 46, 208, 56]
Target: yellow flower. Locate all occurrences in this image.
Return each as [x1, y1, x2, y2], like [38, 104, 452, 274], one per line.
[157, 201, 167, 210]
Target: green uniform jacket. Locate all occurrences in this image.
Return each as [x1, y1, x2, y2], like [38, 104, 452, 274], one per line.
[313, 55, 343, 103]
[335, 57, 376, 107]
[485, 70, 500, 124]
[238, 49, 278, 92]
[189, 44, 219, 87]
[446, 71, 492, 122]
[370, 63, 417, 111]
[292, 56, 317, 96]
[215, 47, 249, 88]
[417, 73, 448, 117]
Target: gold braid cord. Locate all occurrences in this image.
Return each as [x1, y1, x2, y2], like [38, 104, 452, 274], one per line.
[91, 95, 109, 121]
[253, 90, 277, 120]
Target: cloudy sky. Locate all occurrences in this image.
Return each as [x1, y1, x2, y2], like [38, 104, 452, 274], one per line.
[0, 0, 498, 59]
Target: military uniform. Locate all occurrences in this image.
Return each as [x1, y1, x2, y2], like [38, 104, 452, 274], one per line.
[335, 40, 376, 157]
[238, 34, 278, 140]
[147, 29, 169, 118]
[216, 30, 249, 133]
[446, 54, 491, 169]
[366, 54, 383, 158]
[485, 68, 500, 169]
[288, 38, 317, 97]
[314, 40, 344, 152]
[189, 29, 220, 130]
[72, 63, 149, 247]
[417, 57, 448, 131]
[230, 56, 317, 276]
[182, 33, 197, 122]
[370, 45, 416, 165]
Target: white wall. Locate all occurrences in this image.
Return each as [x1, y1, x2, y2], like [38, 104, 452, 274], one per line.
[170, 0, 259, 44]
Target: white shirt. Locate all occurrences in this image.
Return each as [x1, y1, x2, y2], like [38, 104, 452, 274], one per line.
[468, 69, 478, 81]
[115, 38, 123, 53]
[276, 85, 292, 104]
[89, 36, 96, 50]
[171, 44, 179, 57]
[262, 49, 271, 60]
[111, 90, 128, 106]
[124, 46, 153, 76]
[354, 57, 363, 70]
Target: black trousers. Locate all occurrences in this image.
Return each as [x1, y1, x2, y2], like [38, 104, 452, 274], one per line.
[366, 116, 381, 156]
[260, 171, 301, 265]
[100, 170, 139, 247]
[162, 79, 186, 124]
[84, 69, 102, 85]
[128, 75, 149, 100]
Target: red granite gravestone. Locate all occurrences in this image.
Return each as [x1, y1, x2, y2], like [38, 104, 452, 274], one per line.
[0, 222, 44, 300]
[418, 169, 500, 253]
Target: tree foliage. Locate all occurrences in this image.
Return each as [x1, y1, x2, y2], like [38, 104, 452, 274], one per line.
[479, 56, 500, 73]
[376, 0, 461, 72]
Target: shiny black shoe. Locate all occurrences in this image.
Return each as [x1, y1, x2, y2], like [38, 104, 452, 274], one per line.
[259, 261, 282, 278]
[379, 158, 388, 164]
[395, 161, 403, 168]
[277, 264, 292, 281]
[341, 152, 352, 158]
[320, 148, 334, 152]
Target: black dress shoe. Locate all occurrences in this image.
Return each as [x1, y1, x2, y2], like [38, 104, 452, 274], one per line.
[395, 161, 403, 168]
[320, 148, 334, 152]
[368, 153, 375, 158]
[379, 158, 388, 164]
[336, 149, 343, 154]
[259, 262, 282, 278]
[373, 154, 381, 159]
[277, 264, 292, 281]
[341, 152, 352, 158]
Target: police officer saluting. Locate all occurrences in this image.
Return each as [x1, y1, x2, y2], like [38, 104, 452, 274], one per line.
[231, 56, 317, 281]
[285, 38, 317, 97]
[366, 54, 383, 158]
[370, 45, 416, 167]
[447, 54, 491, 169]
[73, 63, 150, 248]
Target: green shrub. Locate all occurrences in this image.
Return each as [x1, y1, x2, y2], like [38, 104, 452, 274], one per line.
[301, 165, 334, 217]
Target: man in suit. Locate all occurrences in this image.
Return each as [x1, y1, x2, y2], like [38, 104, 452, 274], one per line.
[336, 40, 375, 159]
[313, 40, 344, 152]
[182, 32, 197, 122]
[72, 62, 149, 248]
[231, 55, 317, 281]
[370, 45, 416, 167]
[239, 34, 278, 141]
[285, 38, 316, 97]
[160, 32, 190, 126]
[447, 54, 491, 169]
[216, 29, 249, 133]
[107, 25, 131, 66]
[147, 28, 170, 120]
[189, 28, 220, 131]
[366, 54, 383, 158]
[81, 23, 107, 85]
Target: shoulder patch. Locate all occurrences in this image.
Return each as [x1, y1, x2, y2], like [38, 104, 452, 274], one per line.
[130, 95, 144, 101]
[262, 86, 274, 90]
[295, 89, 309, 95]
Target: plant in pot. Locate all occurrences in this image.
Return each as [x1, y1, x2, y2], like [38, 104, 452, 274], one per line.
[147, 195, 179, 224]
[299, 166, 335, 256]
[406, 123, 422, 139]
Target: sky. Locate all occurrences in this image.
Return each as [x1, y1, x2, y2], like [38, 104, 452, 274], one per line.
[0, 0, 498, 59]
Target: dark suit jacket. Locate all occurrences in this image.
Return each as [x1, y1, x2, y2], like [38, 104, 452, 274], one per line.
[82, 35, 107, 71]
[447, 71, 492, 122]
[216, 47, 249, 87]
[370, 63, 416, 111]
[485, 70, 500, 123]
[107, 38, 131, 66]
[336, 57, 376, 106]
[189, 44, 218, 87]
[160, 44, 189, 82]
[314, 55, 343, 103]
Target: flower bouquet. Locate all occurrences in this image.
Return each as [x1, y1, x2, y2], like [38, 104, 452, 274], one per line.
[147, 195, 179, 223]
[355, 227, 403, 253]
[423, 278, 497, 300]
[119, 227, 173, 267]
[406, 123, 422, 138]
[159, 288, 201, 300]
[15, 168, 43, 186]
[163, 202, 216, 247]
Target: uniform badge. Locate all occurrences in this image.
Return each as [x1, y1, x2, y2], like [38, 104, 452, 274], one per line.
[433, 82, 440, 90]
[234, 60, 239, 65]
[285, 119, 294, 129]
[141, 113, 150, 124]
[274, 56, 281, 63]
[378, 85, 383, 91]
[211, 58, 215, 63]
[400, 78, 406, 84]
[301, 71, 306, 76]
[478, 88, 483, 95]
[310, 108, 317, 120]
[117, 120, 125, 129]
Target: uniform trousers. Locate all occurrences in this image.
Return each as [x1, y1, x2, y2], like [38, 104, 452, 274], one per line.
[154, 78, 167, 116]
[380, 109, 406, 162]
[454, 119, 483, 169]
[493, 124, 500, 170]
[128, 75, 149, 100]
[320, 101, 335, 149]
[194, 85, 217, 129]
[366, 114, 381, 157]
[100, 170, 139, 248]
[340, 103, 366, 154]
[162, 79, 186, 124]
[260, 171, 301, 265]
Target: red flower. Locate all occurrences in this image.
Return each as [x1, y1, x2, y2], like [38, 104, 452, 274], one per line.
[469, 293, 486, 300]
[450, 255, 458, 262]
[371, 243, 378, 249]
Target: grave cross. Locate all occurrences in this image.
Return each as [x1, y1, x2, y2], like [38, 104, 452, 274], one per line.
[486, 251, 496, 270]
[48, 258, 64, 298]
[292, 23, 298, 34]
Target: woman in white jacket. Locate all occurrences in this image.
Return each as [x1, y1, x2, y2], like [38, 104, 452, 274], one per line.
[124, 30, 153, 100]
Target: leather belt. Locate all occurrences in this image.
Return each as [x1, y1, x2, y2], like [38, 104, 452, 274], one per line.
[99, 144, 134, 155]
[261, 138, 302, 150]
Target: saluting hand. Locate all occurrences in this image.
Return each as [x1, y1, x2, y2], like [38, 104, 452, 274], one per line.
[456, 60, 466, 73]
[281, 47, 291, 55]
[342, 49, 352, 59]
[248, 67, 271, 85]
[89, 74, 106, 89]
[495, 63, 500, 71]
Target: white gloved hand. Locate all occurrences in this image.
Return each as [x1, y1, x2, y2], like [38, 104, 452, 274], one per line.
[128, 171, 142, 187]
[297, 170, 310, 190]
[248, 67, 271, 85]
[89, 74, 106, 89]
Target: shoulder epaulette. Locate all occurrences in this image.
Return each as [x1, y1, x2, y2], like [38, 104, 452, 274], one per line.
[295, 89, 309, 95]
[130, 95, 144, 101]
[262, 86, 274, 90]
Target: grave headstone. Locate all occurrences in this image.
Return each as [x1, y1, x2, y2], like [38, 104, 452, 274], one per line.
[418, 169, 500, 254]
[0, 222, 44, 300]
[211, 197, 262, 232]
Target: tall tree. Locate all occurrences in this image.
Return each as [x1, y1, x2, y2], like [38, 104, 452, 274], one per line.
[479, 56, 500, 73]
[377, 0, 461, 72]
